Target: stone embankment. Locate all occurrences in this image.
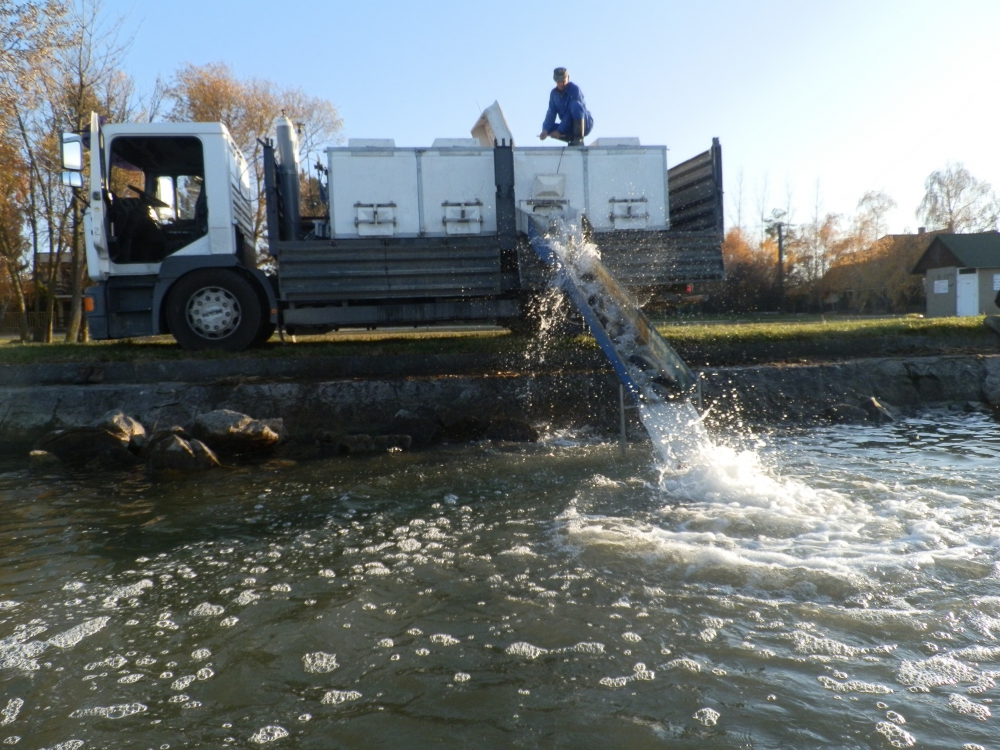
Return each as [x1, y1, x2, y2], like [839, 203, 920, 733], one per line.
[3, 351, 1000, 470]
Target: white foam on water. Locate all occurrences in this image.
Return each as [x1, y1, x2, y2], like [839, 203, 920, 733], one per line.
[506, 642, 547, 660]
[48, 617, 110, 649]
[430, 634, 459, 646]
[302, 652, 338, 673]
[693, 707, 719, 727]
[0, 699, 22, 727]
[250, 725, 289, 743]
[321, 690, 361, 706]
[190, 603, 225, 617]
[948, 694, 991, 721]
[898, 655, 980, 692]
[68, 702, 147, 720]
[876, 721, 916, 748]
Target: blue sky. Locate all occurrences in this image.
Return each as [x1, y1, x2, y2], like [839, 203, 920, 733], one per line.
[105, 0, 1000, 234]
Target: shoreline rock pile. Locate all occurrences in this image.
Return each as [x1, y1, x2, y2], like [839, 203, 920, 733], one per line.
[29, 406, 539, 476]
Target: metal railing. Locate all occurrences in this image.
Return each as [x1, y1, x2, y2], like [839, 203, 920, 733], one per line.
[0, 311, 66, 332]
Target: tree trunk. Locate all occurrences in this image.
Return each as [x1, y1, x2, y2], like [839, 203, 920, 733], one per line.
[65, 195, 84, 342]
[3, 258, 31, 343]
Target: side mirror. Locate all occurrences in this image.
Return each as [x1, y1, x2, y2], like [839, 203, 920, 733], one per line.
[61, 133, 84, 171]
[61, 171, 84, 188]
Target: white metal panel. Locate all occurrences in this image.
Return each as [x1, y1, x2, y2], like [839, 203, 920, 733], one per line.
[513, 148, 585, 230]
[586, 146, 668, 231]
[328, 148, 420, 237]
[957, 269, 979, 316]
[419, 148, 496, 236]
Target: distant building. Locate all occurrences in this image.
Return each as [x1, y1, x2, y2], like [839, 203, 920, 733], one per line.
[911, 232, 1000, 317]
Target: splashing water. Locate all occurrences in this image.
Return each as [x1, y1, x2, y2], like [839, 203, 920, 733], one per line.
[534, 216, 713, 469]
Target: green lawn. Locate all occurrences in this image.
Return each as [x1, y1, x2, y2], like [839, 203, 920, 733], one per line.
[0, 315, 991, 365]
[654, 314, 990, 345]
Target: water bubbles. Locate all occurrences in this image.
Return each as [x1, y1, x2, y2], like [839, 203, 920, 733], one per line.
[302, 652, 338, 673]
[2, 737, 18, 745]
[69, 703, 148, 720]
[898, 655, 979, 692]
[506, 642, 548, 660]
[692, 708, 719, 727]
[430, 634, 460, 646]
[875, 721, 915, 748]
[568, 642, 605, 654]
[190, 603, 225, 617]
[270, 583, 291, 593]
[377, 639, 394, 648]
[234, 591, 260, 606]
[219, 617, 239, 628]
[48, 617, 110, 649]
[415, 648, 430, 656]
[197, 668, 214, 680]
[407, 628, 423, 636]
[632, 663, 655, 681]
[621, 632, 642, 643]
[949, 694, 991, 721]
[817, 676, 893, 695]
[117, 674, 143, 684]
[886, 711, 905, 724]
[697, 628, 717, 642]
[598, 676, 628, 688]
[398, 538, 421, 553]
[298, 714, 312, 722]
[321, 690, 361, 706]
[318, 569, 337, 578]
[664, 658, 700, 673]
[171, 675, 196, 691]
[192, 648, 211, 661]
[453, 672, 471, 682]
[444, 494, 459, 505]
[250, 725, 289, 744]
[0, 699, 23, 726]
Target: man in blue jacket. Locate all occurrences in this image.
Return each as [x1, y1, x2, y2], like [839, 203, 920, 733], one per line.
[539, 67, 593, 147]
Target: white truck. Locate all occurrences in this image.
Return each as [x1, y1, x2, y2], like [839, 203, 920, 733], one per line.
[59, 104, 723, 351]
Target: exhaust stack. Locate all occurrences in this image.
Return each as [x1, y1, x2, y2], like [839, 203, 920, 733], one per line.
[274, 114, 301, 241]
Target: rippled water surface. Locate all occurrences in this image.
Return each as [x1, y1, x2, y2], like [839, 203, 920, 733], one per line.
[2, 409, 1000, 749]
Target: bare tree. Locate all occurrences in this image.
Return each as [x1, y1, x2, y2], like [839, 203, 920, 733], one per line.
[917, 162, 1000, 232]
[855, 190, 897, 246]
[166, 62, 343, 253]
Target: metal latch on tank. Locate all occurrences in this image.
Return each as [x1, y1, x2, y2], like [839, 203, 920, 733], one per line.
[609, 197, 649, 229]
[354, 202, 397, 236]
[442, 200, 483, 235]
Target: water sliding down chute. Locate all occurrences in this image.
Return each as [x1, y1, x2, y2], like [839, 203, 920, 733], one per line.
[523, 213, 697, 404]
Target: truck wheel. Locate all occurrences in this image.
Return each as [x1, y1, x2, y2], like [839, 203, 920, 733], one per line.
[166, 269, 263, 351]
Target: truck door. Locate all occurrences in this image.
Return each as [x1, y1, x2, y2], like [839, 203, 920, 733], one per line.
[88, 112, 111, 263]
[667, 137, 724, 233]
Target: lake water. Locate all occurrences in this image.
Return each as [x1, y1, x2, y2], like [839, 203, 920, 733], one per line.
[2, 408, 1000, 749]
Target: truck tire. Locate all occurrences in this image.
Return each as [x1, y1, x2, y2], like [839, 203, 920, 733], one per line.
[165, 269, 263, 351]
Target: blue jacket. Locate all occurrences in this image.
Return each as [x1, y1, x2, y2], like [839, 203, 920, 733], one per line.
[542, 82, 594, 135]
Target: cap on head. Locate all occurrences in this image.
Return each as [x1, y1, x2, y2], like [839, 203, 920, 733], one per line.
[553, 67, 568, 83]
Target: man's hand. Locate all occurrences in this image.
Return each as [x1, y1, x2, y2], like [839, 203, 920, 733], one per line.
[539, 131, 549, 141]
